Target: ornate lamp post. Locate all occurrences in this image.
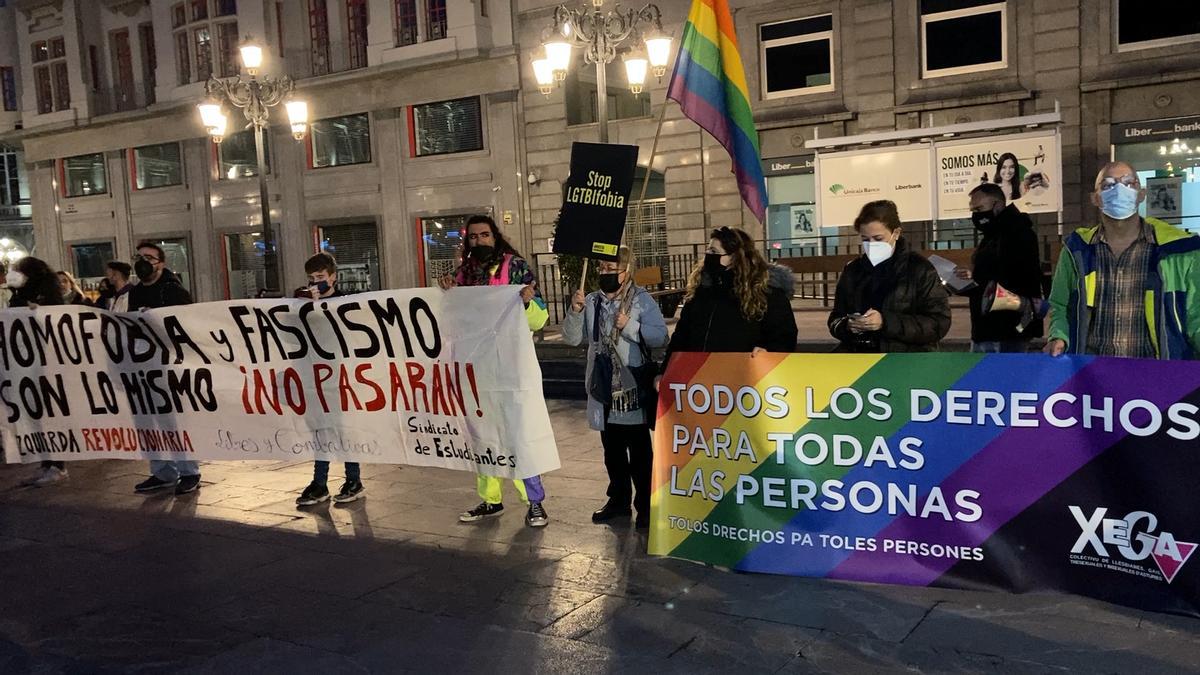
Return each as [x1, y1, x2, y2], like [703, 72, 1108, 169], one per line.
[197, 38, 308, 295]
[532, 1, 672, 143]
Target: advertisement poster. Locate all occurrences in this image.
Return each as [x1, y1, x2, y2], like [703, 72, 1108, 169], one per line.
[1146, 176, 1184, 220]
[818, 146, 933, 227]
[935, 131, 1060, 219]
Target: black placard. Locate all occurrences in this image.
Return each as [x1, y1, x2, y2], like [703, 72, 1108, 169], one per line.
[551, 142, 639, 262]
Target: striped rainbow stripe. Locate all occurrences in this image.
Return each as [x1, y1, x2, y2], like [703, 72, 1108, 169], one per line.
[667, 0, 768, 223]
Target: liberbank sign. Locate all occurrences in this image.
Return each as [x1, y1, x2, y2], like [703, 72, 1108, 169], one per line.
[1111, 115, 1200, 144]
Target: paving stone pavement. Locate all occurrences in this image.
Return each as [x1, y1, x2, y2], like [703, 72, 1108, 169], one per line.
[0, 400, 1197, 674]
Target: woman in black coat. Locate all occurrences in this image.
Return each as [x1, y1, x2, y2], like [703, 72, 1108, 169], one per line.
[828, 200, 951, 353]
[665, 226, 797, 365]
[7, 257, 70, 486]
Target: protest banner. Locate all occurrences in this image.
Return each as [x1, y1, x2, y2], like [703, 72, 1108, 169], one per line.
[0, 287, 560, 479]
[552, 141, 639, 261]
[650, 353, 1200, 616]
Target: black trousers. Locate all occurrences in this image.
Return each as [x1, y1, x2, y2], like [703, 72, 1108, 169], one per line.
[599, 423, 653, 515]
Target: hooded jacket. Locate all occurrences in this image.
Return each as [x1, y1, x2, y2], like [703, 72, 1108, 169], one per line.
[828, 236, 951, 352]
[967, 204, 1044, 341]
[128, 268, 192, 310]
[1048, 217, 1200, 359]
[665, 263, 797, 363]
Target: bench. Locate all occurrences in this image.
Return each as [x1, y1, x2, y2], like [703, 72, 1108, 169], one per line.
[634, 266, 687, 318]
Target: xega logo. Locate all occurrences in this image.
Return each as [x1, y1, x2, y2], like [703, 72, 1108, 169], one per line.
[1069, 506, 1197, 583]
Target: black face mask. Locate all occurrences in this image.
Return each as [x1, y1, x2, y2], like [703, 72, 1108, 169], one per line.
[598, 273, 622, 294]
[134, 259, 155, 281]
[703, 253, 726, 276]
[468, 245, 495, 261]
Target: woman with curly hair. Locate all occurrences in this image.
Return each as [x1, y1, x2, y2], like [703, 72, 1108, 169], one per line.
[664, 226, 797, 365]
[6, 256, 70, 487]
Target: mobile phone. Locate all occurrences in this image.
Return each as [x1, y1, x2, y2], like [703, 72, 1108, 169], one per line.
[848, 312, 864, 320]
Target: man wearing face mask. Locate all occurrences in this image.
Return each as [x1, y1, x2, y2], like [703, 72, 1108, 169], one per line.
[1046, 161, 1200, 359]
[953, 183, 1044, 352]
[128, 241, 200, 495]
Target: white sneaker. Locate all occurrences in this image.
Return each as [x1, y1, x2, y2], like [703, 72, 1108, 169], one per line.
[20, 469, 46, 487]
[33, 467, 67, 487]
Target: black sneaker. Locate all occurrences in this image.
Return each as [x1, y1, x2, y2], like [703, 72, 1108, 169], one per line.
[135, 476, 177, 493]
[526, 502, 549, 528]
[175, 475, 202, 495]
[296, 482, 330, 506]
[459, 501, 504, 522]
[333, 480, 365, 503]
[592, 501, 632, 523]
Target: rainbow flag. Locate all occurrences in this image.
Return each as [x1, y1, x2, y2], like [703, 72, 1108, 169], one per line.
[668, 0, 768, 223]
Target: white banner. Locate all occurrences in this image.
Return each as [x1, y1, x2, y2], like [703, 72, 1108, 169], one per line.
[0, 288, 560, 479]
[935, 131, 1060, 219]
[818, 145, 933, 227]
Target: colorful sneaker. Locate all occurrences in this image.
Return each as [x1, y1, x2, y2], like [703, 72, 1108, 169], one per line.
[296, 482, 330, 506]
[526, 502, 549, 528]
[459, 501, 504, 522]
[333, 480, 365, 503]
[33, 466, 68, 487]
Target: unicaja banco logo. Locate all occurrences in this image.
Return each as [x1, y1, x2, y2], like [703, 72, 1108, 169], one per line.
[1069, 506, 1197, 583]
[829, 183, 845, 195]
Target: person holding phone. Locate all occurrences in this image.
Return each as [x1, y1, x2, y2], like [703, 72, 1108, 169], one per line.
[828, 201, 950, 352]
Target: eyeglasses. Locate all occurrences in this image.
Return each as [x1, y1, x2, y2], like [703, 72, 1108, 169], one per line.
[1100, 175, 1138, 191]
[135, 254, 162, 263]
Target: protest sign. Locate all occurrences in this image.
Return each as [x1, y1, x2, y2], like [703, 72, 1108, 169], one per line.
[0, 288, 559, 479]
[552, 142, 639, 261]
[650, 353, 1200, 616]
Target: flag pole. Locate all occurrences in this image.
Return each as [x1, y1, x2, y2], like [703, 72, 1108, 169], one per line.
[620, 94, 671, 314]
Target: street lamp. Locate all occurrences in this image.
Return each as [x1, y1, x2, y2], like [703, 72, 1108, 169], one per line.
[198, 36, 309, 295]
[538, 1, 671, 142]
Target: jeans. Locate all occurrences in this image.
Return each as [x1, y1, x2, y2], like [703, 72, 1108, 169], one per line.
[150, 460, 199, 481]
[476, 475, 546, 505]
[600, 423, 653, 515]
[313, 461, 360, 485]
[970, 340, 1029, 354]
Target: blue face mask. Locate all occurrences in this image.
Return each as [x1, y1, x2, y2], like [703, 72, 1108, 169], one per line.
[312, 280, 331, 294]
[1100, 182, 1139, 220]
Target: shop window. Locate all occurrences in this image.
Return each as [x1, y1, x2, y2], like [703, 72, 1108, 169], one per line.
[565, 61, 651, 126]
[62, 153, 108, 197]
[920, 0, 1006, 78]
[310, 113, 372, 168]
[759, 15, 833, 99]
[141, 236, 193, 290]
[417, 214, 469, 284]
[133, 143, 184, 190]
[70, 241, 116, 291]
[1117, 2, 1200, 51]
[1114, 133, 1200, 231]
[411, 97, 484, 157]
[217, 129, 271, 179]
[223, 231, 274, 299]
[315, 222, 379, 291]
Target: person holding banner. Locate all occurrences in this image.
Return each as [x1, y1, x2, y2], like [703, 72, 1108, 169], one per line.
[1046, 161, 1200, 359]
[294, 253, 367, 506]
[562, 247, 669, 528]
[664, 226, 797, 364]
[130, 241, 201, 496]
[7, 256, 70, 487]
[439, 215, 552, 528]
[828, 200, 950, 352]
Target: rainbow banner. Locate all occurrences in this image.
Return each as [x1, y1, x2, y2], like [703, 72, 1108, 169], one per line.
[667, 0, 768, 222]
[650, 353, 1200, 616]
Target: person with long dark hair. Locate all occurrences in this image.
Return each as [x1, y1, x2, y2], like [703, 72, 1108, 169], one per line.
[57, 270, 91, 306]
[7, 257, 70, 487]
[993, 152, 1022, 202]
[828, 200, 950, 352]
[438, 215, 552, 528]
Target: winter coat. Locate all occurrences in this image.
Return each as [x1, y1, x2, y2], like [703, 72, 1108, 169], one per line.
[966, 204, 1044, 341]
[128, 269, 192, 310]
[561, 285, 669, 430]
[665, 263, 797, 363]
[828, 237, 951, 352]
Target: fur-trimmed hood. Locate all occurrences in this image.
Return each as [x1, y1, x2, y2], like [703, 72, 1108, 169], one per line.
[768, 263, 795, 296]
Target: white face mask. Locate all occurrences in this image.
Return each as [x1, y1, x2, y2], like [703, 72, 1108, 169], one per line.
[5, 270, 26, 289]
[863, 240, 895, 267]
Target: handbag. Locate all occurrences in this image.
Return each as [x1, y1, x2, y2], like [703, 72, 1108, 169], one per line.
[629, 336, 660, 428]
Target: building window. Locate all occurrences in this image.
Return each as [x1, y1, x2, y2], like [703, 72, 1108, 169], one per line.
[32, 37, 69, 113]
[0, 67, 16, 111]
[132, 143, 183, 190]
[347, 0, 369, 69]
[89, 45, 101, 92]
[394, 0, 418, 45]
[223, 231, 273, 299]
[411, 97, 484, 157]
[70, 242, 116, 290]
[920, 0, 1006, 78]
[310, 113, 372, 168]
[0, 149, 24, 207]
[316, 222, 379, 291]
[759, 15, 833, 99]
[565, 61, 650, 126]
[310, 0, 331, 76]
[142, 236, 192, 290]
[139, 23, 157, 105]
[62, 153, 108, 197]
[172, 2, 237, 85]
[427, 0, 447, 41]
[417, 214, 469, 284]
[217, 129, 271, 180]
[1117, 2, 1200, 51]
[624, 168, 667, 264]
